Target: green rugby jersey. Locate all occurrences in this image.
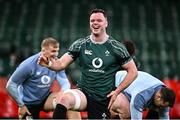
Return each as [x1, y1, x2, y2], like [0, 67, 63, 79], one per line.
[68, 36, 132, 101]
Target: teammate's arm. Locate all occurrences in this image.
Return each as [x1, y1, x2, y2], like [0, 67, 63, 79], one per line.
[6, 80, 24, 106]
[38, 53, 73, 71]
[108, 59, 137, 109]
[38, 38, 82, 71]
[130, 103, 143, 119]
[6, 63, 32, 106]
[6, 62, 32, 118]
[115, 59, 137, 94]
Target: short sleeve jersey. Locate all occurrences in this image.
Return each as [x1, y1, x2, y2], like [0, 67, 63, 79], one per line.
[68, 36, 132, 101]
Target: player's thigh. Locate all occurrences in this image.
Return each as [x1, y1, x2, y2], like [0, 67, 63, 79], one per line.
[58, 89, 87, 111]
[111, 93, 130, 118]
[75, 89, 87, 110]
[110, 108, 119, 118]
[43, 92, 82, 119]
[43, 92, 62, 111]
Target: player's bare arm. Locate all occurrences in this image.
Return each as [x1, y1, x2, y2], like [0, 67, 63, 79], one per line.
[107, 59, 137, 109]
[115, 59, 137, 94]
[38, 53, 73, 71]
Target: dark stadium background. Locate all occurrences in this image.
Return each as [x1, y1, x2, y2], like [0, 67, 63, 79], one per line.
[0, 0, 179, 118]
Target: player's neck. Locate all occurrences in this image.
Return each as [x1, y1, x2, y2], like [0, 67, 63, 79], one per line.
[90, 33, 109, 44]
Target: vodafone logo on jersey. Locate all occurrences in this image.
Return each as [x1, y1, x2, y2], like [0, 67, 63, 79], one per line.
[41, 75, 51, 84]
[37, 75, 51, 88]
[92, 57, 103, 68]
[89, 57, 105, 73]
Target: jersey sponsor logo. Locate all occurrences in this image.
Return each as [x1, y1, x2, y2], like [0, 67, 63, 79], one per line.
[89, 57, 105, 73]
[85, 49, 92, 55]
[37, 75, 51, 88]
[89, 69, 105, 73]
[41, 75, 51, 84]
[92, 58, 103, 68]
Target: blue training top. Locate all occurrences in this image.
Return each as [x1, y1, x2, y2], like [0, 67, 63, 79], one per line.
[6, 53, 70, 106]
[115, 71, 169, 119]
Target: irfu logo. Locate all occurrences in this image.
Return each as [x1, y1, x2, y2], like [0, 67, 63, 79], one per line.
[102, 113, 106, 120]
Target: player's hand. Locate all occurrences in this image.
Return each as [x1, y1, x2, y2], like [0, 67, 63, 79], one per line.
[107, 91, 119, 110]
[18, 105, 31, 119]
[38, 53, 50, 67]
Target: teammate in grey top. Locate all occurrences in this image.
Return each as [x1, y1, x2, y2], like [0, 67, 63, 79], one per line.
[110, 71, 176, 119]
[6, 37, 80, 119]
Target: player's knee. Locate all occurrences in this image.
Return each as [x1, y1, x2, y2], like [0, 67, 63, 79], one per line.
[119, 112, 130, 119]
[110, 102, 118, 113]
[111, 99, 130, 119]
[57, 89, 83, 110]
[118, 106, 130, 119]
[57, 93, 74, 109]
[110, 96, 121, 113]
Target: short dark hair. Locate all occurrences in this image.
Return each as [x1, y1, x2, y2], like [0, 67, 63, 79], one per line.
[122, 40, 136, 56]
[90, 8, 107, 19]
[122, 40, 141, 68]
[161, 87, 176, 107]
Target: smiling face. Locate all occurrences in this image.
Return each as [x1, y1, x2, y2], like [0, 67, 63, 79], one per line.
[89, 12, 108, 36]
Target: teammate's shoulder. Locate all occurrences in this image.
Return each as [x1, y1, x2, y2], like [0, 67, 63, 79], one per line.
[75, 36, 90, 42]
[71, 36, 90, 46]
[57, 69, 66, 74]
[116, 70, 127, 76]
[108, 36, 123, 45]
[108, 37, 126, 49]
[26, 53, 39, 62]
[19, 53, 39, 66]
[138, 71, 152, 76]
[138, 71, 159, 80]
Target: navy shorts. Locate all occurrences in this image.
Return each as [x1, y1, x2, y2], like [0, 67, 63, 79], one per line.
[23, 92, 51, 119]
[83, 91, 111, 119]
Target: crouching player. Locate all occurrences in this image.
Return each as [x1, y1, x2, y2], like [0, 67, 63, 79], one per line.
[6, 37, 81, 119]
[110, 70, 176, 119]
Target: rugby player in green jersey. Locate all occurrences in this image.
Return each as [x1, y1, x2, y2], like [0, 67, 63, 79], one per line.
[38, 8, 138, 119]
